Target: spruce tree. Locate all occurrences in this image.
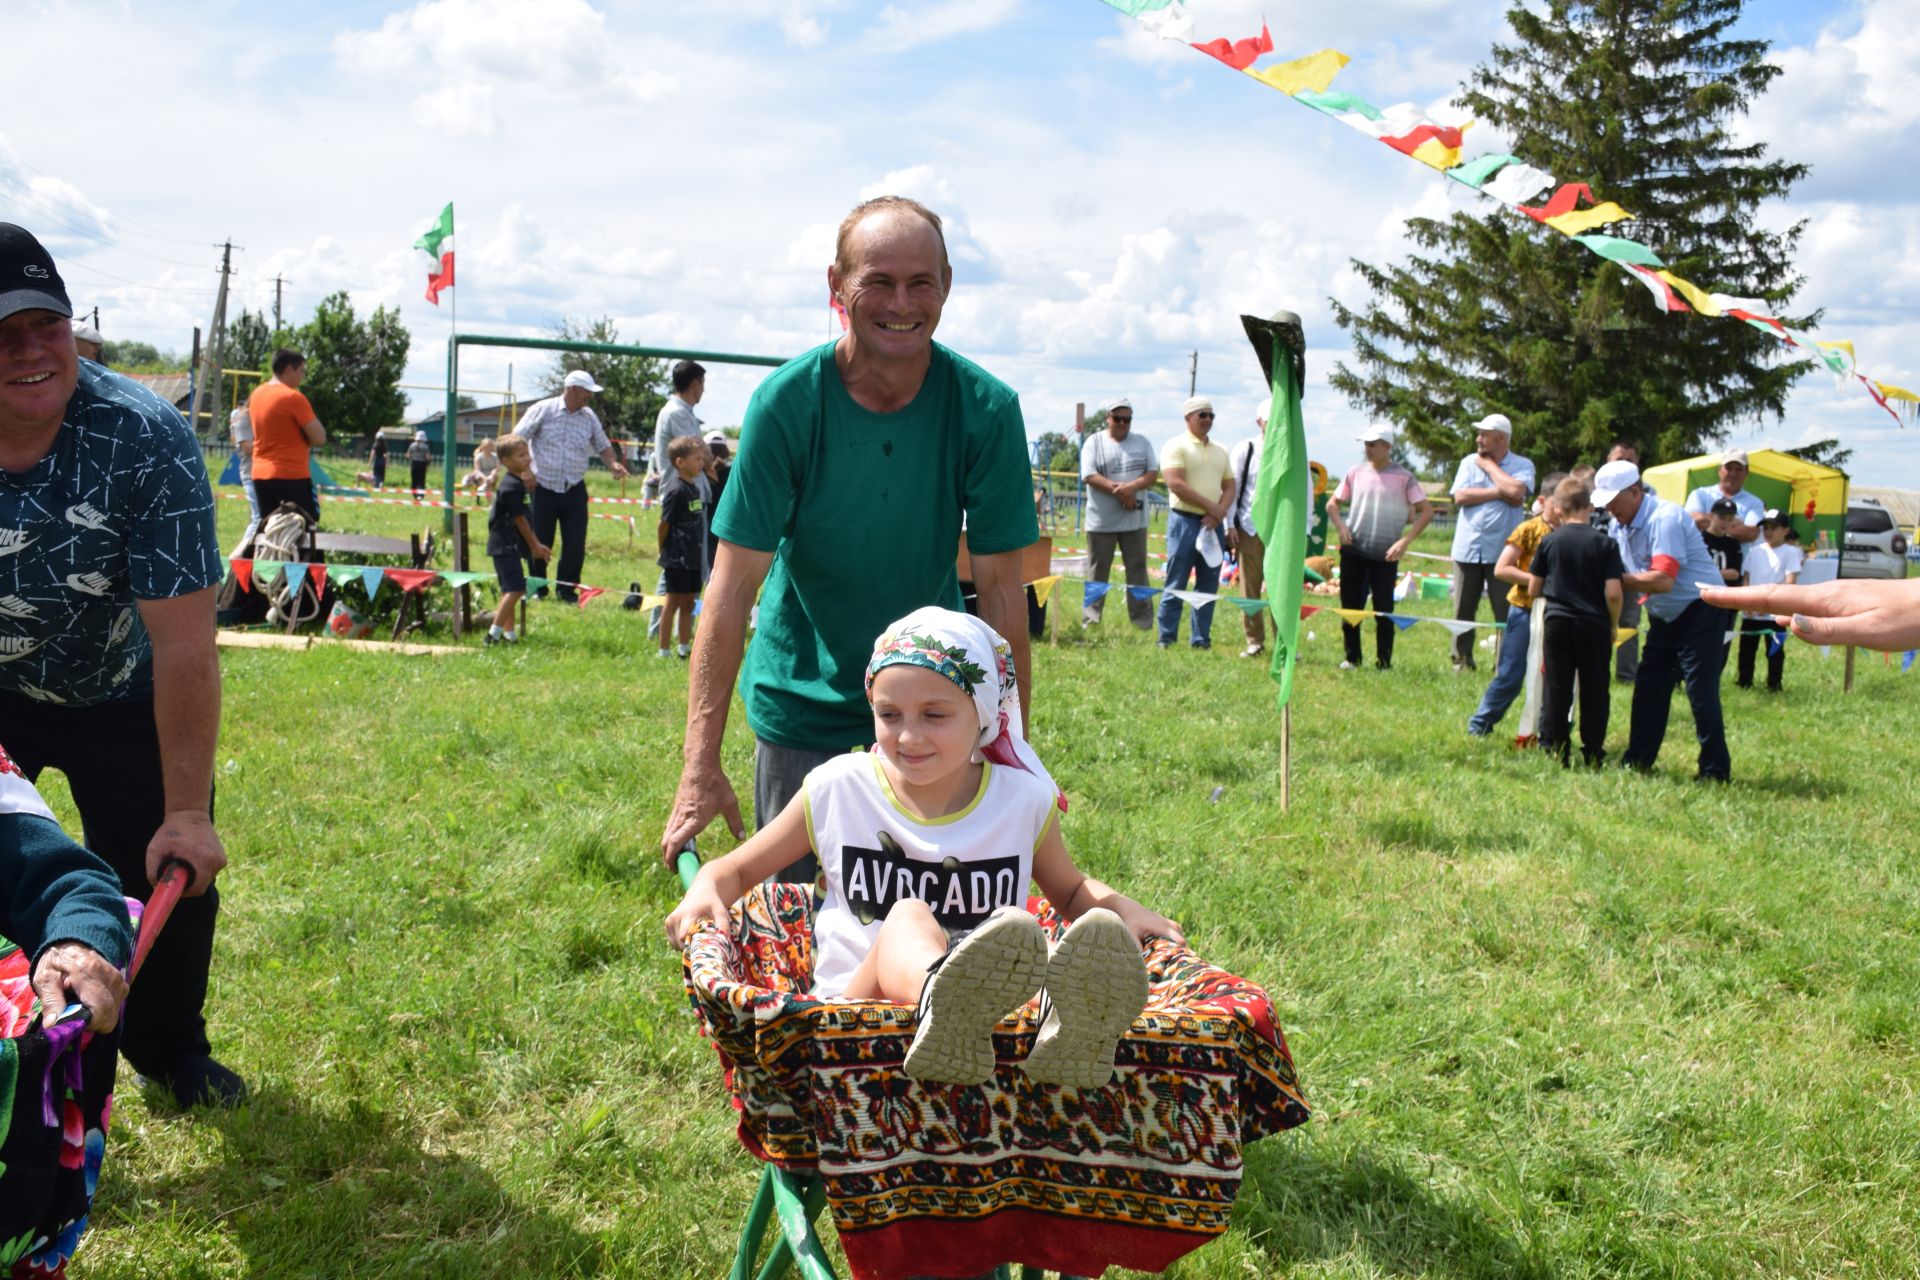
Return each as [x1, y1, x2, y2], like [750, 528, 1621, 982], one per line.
[1329, 0, 1811, 472]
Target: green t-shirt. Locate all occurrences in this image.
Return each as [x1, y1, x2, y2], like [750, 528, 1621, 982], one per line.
[713, 342, 1038, 752]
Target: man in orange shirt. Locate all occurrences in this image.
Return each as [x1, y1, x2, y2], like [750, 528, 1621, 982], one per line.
[246, 347, 327, 522]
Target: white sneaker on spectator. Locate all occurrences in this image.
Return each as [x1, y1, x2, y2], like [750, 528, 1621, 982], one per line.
[1339, 660, 1356, 670]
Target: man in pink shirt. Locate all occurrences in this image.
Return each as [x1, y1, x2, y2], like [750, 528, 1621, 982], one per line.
[1325, 425, 1432, 669]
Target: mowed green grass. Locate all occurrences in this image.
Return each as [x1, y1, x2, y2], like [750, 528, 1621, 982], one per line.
[34, 467, 1920, 1278]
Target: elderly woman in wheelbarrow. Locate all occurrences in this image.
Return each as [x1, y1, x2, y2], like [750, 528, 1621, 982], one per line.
[2, 746, 131, 1034]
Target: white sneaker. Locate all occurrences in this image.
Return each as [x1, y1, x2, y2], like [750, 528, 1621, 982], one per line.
[654, 649, 671, 660]
[1339, 660, 1356, 670]
[1021, 908, 1149, 1089]
[904, 908, 1048, 1085]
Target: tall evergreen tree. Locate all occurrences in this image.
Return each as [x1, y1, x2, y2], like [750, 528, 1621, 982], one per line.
[1330, 0, 1812, 472]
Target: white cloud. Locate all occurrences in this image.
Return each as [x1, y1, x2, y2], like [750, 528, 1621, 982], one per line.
[782, 14, 826, 48]
[0, 134, 113, 254]
[332, 0, 678, 138]
[863, 0, 1021, 53]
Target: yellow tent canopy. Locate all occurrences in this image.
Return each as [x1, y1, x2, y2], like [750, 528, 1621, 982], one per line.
[1642, 448, 1848, 550]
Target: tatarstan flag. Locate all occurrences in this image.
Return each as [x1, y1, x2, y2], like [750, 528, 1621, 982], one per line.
[414, 203, 454, 305]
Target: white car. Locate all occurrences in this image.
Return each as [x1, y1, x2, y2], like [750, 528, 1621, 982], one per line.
[1838, 497, 1910, 580]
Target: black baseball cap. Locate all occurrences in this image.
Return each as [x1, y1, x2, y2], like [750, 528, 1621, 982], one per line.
[0, 223, 72, 322]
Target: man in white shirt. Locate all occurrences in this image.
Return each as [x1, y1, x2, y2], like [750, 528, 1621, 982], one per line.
[1685, 449, 1765, 543]
[1077, 398, 1158, 629]
[515, 369, 628, 603]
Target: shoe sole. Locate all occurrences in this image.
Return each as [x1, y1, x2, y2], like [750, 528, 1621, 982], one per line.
[1022, 908, 1149, 1089]
[904, 910, 1047, 1085]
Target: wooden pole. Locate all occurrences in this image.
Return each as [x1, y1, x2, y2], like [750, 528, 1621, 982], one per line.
[453, 510, 471, 640]
[1844, 644, 1856, 693]
[1279, 704, 1292, 811]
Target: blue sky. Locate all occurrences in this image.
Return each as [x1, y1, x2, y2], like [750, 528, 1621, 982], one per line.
[5, 0, 1915, 485]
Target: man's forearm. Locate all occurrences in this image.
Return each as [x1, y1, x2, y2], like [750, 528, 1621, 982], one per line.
[151, 643, 219, 815]
[977, 572, 1032, 729]
[1454, 487, 1499, 508]
[1407, 504, 1434, 538]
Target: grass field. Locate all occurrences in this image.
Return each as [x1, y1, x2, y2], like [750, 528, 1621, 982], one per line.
[37, 466, 1920, 1278]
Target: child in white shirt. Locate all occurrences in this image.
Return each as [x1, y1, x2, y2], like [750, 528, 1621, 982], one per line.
[666, 607, 1182, 1087]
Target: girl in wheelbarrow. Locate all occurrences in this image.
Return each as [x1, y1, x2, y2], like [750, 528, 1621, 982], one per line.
[1, 743, 130, 1034]
[667, 607, 1183, 1088]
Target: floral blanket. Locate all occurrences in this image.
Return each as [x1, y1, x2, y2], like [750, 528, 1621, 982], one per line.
[683, 887, 1309, 1280]
[1, 905, 135, 1280]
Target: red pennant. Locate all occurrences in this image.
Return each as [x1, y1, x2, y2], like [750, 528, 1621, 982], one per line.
[385, 568, 439, 593]
[231, 558, 253, 593]
[1726, 307, 1786, 337]
[1519, 182, 1597, 223]
[1381, 122, 1468, 156]
[1858, 374, 1904, 425]
[575, 586, 605, 608]
[1192, 21, 1272, 70]
[1300, 604, 1321, 619]
[829, 291, 849, 332]
[308, 563, 327, 590]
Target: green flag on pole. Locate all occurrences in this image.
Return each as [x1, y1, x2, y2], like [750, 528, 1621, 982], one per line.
[1242, 312, 1308, 710]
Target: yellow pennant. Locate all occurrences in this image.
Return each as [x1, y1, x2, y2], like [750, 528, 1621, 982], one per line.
[1410, 132, 1468, 170]
[1614, 627, 1637, 650]
[1544, 202, 1632, 236]
[1244, 48, 1351, 96]
[1334, 608, 1370, 625]
[1029, 576, 1061, 609]
[1655, 272, 1724, 317]
[1876, 381, 1919, 404]
[1817, 340, 1856, 369]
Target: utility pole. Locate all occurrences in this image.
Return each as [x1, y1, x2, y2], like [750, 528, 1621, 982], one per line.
[1189, 349, 1199, 396]
[185, 240, 234, 443]
[90, 306, 99, 330]
[273, 274, 284, 331]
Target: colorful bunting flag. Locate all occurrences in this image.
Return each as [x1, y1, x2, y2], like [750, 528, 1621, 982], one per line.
[576, 586, 605, 607]
[1576, 234, 1664, 268]
[326, 564, 360, 589]
[1193, 21, 1270, 70]
[1622, 264, 1691, 313]
[1243, 48, 1349, 96]
[525, 576, 550, 594]
[1478, 161, 1557, 206]
[414, 203, 455, 305]
[230, 558, 253, 593]
[1656, 272, 1723, 316]
[1903, 650, 1916, 673]
[1030, 576, 1061, 609]
[360, 566, 386, 596]
[1127, 585, 1160, 600]
[440, 571, 484, 588]
[1082, 582, 1113, 605]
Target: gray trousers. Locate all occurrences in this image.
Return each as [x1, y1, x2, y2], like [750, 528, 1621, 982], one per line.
[754, 738, 838, 884]
[1615, 593, 1641, 680]
[1083, 527, 1152, 628]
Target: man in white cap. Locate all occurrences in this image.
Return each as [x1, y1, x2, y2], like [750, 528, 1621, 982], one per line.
[1684, 448, 1764, 543]
[1157, 395, 1235, 649]
[514, 368, 628, 603]
[1078, 397, 1159, 630]
[1326, 425, 1432, 670]
[71, 319, 103, 362]
[1447, 413, 1536, 671]
[1603, 441, 1643, 682]
[1591, 459, 1731, 780]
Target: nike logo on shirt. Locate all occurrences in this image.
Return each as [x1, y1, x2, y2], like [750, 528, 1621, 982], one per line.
[66, 572, 113, 596]
[0, 530, 33, 557]
[65, 503, 113, 532]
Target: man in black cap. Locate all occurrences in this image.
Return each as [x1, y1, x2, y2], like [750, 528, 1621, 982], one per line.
[0, 223, 240, 1107]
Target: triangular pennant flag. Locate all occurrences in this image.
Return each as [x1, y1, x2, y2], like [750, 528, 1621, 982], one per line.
[1170, 588, 1214, 608]
[525, 576, 550, 593]
[1479, 161, 1557, 206]
[1622, 264, 1691, 313]
[282, 561, 306, 586]
[1192, 21, 1270, 70]
[1029, 576, 1060, 609]
[1136, 3, 1194, 40]
[230, 558, 253, 594]
[1769, 630, 1787, 658]
[252, 559, 283, 585]
[576, 586, 605, 607]
[1228, 597, 1270, 616]
[1655, 272, 1724, 316]
[1615, 627, 1638, 650]
[1576, 234, 1664, 268]
[308, 563, 327, 590]
[1334, 608, 1370, 626]
[386, 568, 438, 593]
[440, 571, 484, 588]
[327, 564, 359, 589]
[1243, 47, 1349, 96]
[1856, 375, 1904, 424]
[1299, 604, 1321, 619]
[1432, 618, 1481, 638]
[1903, 650, 1916, 673]
[1081, 581, 1113, 605]
[361, 567, 386, 596]
[692, 598, 702, 616]
[1447, 153, 1516, 189]
[1127, 585, 1161, 601]
[1389, 614, 1422, 632]
[641, 593, 667, 612]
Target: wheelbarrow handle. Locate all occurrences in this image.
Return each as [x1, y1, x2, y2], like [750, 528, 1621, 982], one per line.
[675, 846, 701, 892]
[129, 858, 195, 986]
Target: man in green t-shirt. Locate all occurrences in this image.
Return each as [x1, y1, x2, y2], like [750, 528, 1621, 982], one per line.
[659, 196, 1039, 880]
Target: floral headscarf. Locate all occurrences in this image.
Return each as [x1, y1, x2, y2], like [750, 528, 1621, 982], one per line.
[865, 606, 1065, 811]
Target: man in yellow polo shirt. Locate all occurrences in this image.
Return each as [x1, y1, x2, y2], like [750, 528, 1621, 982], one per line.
[1156, 395, 1235, 649]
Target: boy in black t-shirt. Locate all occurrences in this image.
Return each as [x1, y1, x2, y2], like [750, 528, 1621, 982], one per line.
[656, 435, 711, 660]
[484, 435, 550, 645]
[1700, 497, 1745, 664]
[1528, 479, 1624, 767]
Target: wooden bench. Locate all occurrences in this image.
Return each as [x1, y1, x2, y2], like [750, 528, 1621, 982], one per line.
[305, 529, 440, 641]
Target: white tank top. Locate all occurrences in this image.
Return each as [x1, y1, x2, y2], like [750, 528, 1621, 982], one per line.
[804, 751, 1055, 998]
[0, 743, 55, 821]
